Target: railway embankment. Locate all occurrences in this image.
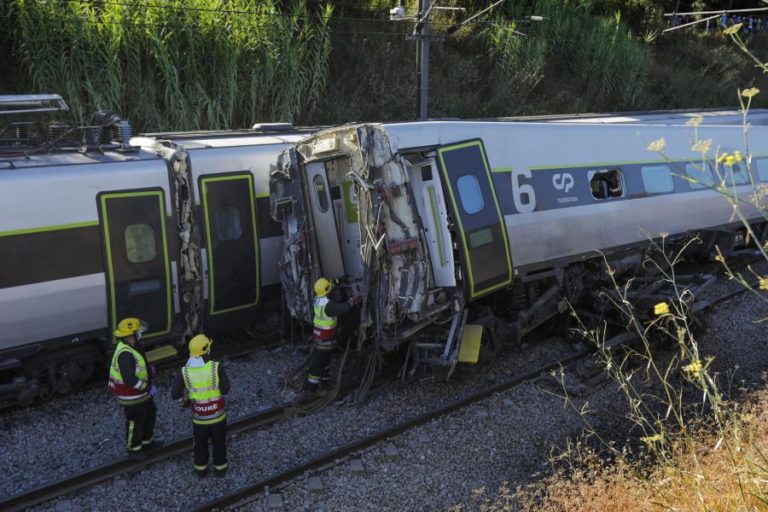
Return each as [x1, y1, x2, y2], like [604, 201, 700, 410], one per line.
[5, 265, 763, 511]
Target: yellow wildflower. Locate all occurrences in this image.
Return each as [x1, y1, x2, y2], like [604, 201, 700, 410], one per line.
[686, 115, 704, 127]
[654, 302, 670, 316]
[641, 433, 664, 445]
[733, 150, 743, 162]
[724, 23, 743, 35]
[725, 155, 735, 166]
[714, 254, 725, 263]
[691, 138, 712, 154]
[759, 277, 768, 291]
[717, 153, 729, 164]
[683, 359, 703, 377]
[647, 138, 666, 152]
[741, 87, 760, 99]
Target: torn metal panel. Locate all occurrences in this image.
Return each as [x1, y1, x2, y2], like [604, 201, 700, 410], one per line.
[146, 141, 202, 339]
[270, 148, 316, 323]
[276, 124, 453, 344]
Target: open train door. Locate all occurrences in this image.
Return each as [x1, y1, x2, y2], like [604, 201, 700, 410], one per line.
[98, 189, 175, 341]
[198, 172, 260, 333]
[436, 139, 513, 300]
[304, 161, 345, 279]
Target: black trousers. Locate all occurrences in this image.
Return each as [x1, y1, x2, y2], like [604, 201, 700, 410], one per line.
[123, 398, 156, 452]
[306, 339, 336, 390]
[193, 419, 227, 472]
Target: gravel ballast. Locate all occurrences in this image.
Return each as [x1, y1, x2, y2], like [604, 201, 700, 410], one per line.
[4, 265, 766, 511]
[232, 272, 768, 511]
[0, 344, 303, 497]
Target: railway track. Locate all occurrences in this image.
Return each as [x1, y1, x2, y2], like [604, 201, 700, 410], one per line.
[0, 283, 752, 512]
[194, 284, 754, 511]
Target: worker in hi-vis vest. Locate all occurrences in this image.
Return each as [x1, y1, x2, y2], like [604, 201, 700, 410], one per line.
[305, 277, 360, 395]
[108, 317, 160, 460]
[171, 334, 230, 478]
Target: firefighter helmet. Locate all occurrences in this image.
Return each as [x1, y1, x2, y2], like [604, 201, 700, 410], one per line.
[113, 317, 148, 338]
[189, 334, 213, 357]
[314, 277, 332, 297]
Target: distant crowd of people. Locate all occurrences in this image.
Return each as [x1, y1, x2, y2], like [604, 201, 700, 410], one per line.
[667, 12, 768, 34]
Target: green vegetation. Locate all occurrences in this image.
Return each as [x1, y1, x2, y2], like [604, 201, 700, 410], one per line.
[0, 1, 766, 129]
[9, 0, 331, 130]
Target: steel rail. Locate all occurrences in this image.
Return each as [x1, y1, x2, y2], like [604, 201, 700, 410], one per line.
[194, 284, 757, 511]
[2, 283, 756, 512]
[193, 333, 635, 512]
[0, 405, 288, 512]
[0, 364, 391, 512]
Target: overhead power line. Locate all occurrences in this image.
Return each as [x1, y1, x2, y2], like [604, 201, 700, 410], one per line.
[663, 6, 768, 17]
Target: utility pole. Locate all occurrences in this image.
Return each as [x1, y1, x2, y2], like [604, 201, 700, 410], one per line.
[415, 0, 430, 120]
[394, 1, 525, 120]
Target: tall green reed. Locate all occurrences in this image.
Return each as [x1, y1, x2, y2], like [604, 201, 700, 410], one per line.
[14, 0, 332, 131]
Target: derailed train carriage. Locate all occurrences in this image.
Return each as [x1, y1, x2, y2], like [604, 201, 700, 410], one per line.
[0, 95, 312, 406]
[270, 115, 768, 378]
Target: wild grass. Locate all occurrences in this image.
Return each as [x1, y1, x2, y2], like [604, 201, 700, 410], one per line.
[486, 0, 651, 111]
[13, 0, 332, 131]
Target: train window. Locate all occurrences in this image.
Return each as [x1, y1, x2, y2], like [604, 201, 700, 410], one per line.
[457, 174, 484, 214]
[725, 161, 750, 186]
[589, 170, 623, 199]
[215, 205, 242, 241]
[468, 226, 494, 248]
[313, 174, 329, 212]
[124, 224, 156, 264]
[755, 158, 768, 182]
[685, 162, 714, 190]
[641, 165, 674, 194]
[129, 278, 161, 296]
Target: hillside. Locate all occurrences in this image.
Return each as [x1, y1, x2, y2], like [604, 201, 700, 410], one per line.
[0, 1, 766, 129]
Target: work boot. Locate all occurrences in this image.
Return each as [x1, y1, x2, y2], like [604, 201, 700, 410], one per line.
[128, 450, 146, 461]
[295, 386, 325, 403]
[142, 439, 164, 451]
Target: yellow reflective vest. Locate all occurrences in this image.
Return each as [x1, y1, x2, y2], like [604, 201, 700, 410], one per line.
[108, 341, 149, 406]
[182, 361, 226, 425]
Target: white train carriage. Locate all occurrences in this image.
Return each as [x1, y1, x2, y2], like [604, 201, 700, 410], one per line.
[271, 114, 768, 374]
[0, 95, 311, 405]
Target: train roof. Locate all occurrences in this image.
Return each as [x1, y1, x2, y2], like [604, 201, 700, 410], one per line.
[0, 145, 162, 170]
[531, 108, 768, 126]
[425, 107, 768, 126]
[136, 125, 321, 149]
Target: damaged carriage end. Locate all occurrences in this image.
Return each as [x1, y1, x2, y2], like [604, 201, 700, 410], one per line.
[269, 147, 315, 324]
[271, 125, 460, 364]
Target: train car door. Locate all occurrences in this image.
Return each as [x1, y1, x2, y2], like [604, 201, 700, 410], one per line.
[199, 172, 260, 331]
[436, 140, 513, 299]
[407, 159, 456, 287]
[304, 161, 344, 278]
[98, 189, 174, 340]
